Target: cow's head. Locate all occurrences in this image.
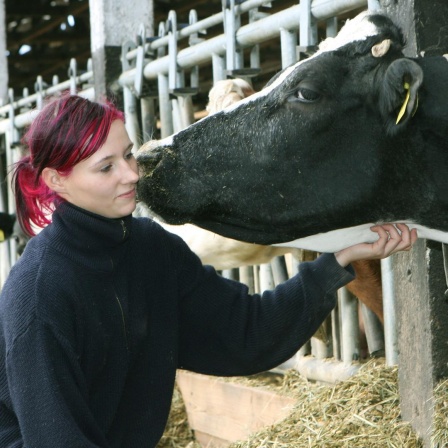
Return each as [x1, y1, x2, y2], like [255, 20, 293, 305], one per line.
[136, 11, 435, 247]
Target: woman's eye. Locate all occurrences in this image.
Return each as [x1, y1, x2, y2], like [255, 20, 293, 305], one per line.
[125, 152, 135, 160]
[100, 165, 112, 173]
[296, 88, 321, 103]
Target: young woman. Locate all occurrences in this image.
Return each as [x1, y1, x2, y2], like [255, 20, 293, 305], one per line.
[0, 93, 417, 448]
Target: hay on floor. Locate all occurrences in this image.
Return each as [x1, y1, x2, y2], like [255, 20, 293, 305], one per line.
[159, 359, 431, 447]
[229, 360, 422, 448]
[431, 378, 448, 448]
[156, 385, 198, 448]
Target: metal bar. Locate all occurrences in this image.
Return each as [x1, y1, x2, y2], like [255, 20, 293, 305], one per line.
[0, 71, 94, 117]
[382, 257, 398, 366]
[212, 53, 226, 83]
[293, 355, 361, 384]
[339, 287, 360, 363]
[119, 0, 367, 87]
[124, 0, 275, 61]
[239, 266, 255, 294]
[259, 263, 275, 291]
[270, 256, 289, 285]
[123, 86, 142, 147]
[140, 97, 156, 142]
[280, 27, 297, 69]
[331, 305, 341, 360]
[0, 87, 94, 133]
[360, 302, 385, 356]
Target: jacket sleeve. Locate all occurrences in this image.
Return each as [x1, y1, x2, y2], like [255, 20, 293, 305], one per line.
[174, 237, 354, 376]
[5, 319, 109, 448]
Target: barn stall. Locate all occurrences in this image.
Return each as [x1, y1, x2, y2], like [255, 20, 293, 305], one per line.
[0, 0, 447, 446]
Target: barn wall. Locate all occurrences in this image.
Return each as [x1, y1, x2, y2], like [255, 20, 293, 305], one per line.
[382, 0, 448, 445]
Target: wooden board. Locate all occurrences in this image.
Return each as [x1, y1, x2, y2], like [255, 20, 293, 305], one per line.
[176, 370, 296, 447]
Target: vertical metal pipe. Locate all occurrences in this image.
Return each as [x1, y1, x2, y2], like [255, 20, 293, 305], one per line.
[221, 268, 239, 281]
[0, 158, 10, 288]
[381, 256, 398, 366]
[140, 97, 156, 142]
[224, 0, 237, 72]
[157, 22, 173, 138]
[311, 317, 332, 359]
[331, 305, 341, 360]
[158, 74, 173, 138]
[326, 17, 338, 38]
[69, 59, 77, 94]
[339, 287, 360, 363]
[360, 303, 384, 356]
[123, 86, 141, 147]
[212, 53, 226, 83]
[270, 256, 288, 285]
[239, 266, 255, 294]
[259, 262, 275, 292]
[280, 27, 297, 69]
[167, 11, 181, 92]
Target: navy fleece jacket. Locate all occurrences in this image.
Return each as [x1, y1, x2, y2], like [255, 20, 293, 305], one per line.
[0, 202, 354, 447]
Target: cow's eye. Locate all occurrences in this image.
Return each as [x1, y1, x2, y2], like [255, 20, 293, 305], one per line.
[296, 87, 321, 103]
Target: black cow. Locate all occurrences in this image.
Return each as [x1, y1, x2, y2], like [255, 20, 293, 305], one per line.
[136, 11, 448, 253]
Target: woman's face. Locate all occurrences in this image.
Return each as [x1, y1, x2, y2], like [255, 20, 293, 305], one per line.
[57, 120, 139, 218]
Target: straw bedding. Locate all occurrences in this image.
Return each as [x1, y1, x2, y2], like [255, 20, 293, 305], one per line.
[431, 378, 448, 448]
[158, 359, 447, 447]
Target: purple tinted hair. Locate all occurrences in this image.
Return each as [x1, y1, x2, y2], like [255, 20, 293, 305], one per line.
[12, 93, 124, 236]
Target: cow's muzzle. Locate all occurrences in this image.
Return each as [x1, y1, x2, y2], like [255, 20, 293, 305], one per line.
[136, 147, 162, 175]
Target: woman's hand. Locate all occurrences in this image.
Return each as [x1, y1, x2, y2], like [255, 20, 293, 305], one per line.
[334, 223, 418, 267]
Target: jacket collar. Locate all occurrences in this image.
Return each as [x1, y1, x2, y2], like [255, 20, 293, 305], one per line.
[44, 201, 133, 273]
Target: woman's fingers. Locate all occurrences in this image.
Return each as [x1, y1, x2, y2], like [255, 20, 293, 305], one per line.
[370, 223, 418, 257]
[335, 224, 418, 267]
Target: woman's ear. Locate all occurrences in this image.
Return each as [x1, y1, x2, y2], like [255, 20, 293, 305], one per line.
[41, 167, 66, 194]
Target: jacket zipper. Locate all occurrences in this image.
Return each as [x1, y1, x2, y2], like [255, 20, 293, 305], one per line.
[114, 292, 129, 351]
[120, 219, 128, 239]
[111, 252, 129, 351]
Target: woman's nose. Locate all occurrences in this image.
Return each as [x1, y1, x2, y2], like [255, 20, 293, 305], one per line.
[123, 160, 139, 183]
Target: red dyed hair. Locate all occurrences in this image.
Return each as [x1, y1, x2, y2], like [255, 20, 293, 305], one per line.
[12, 93, 124, 236]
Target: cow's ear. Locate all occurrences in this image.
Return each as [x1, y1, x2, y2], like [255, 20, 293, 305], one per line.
[379, 58, 423, 134]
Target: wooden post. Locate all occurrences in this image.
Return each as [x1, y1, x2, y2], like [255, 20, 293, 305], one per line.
[89, 0, 154, 106]
[383, 3, 448, 445]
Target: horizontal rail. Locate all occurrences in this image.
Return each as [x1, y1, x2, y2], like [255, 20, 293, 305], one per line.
[119, 0, 367, 87]
[125, 0, 275, 61]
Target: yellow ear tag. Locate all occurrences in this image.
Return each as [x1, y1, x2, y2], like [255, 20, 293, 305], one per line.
[396, 82, 410, 124]
[0, 229, 4, 242]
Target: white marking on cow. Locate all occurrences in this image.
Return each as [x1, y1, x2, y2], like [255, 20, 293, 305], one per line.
[220, 11, 382, 113]
[273, 222, 448, 253]
[139, 134, 173, 153]
[137, 10, 383, 149]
